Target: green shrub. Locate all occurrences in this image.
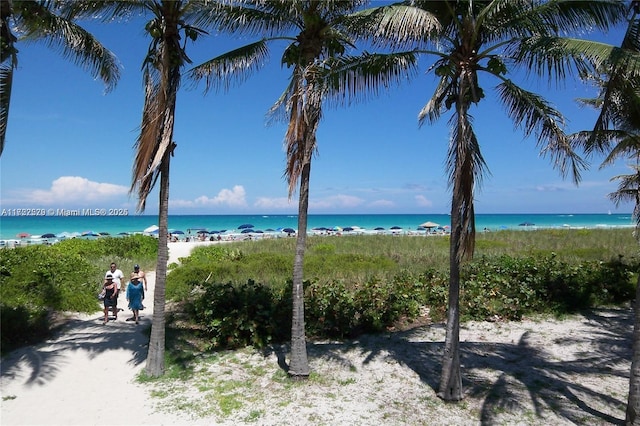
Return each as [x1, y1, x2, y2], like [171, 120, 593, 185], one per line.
[0, 235, 158, 353]
[187, 279, 290, 349]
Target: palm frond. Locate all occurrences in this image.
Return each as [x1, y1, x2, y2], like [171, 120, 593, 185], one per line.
[513, 36, 640, 83]
[346, 3, 440, 48]
[601, 133, 640, 167]
[18, 1, 121, 91]
[497, 80, 586, 183]
[417, 73, 453, 126]
[446, 112, 485, 261]
[534, 0, 626, 35]
[608, 164, 640, 230]
[282, 65, 322, 198]
[189, 0, 298, 36]
[320, 50, 419, 107]
[131, 69, 161, 212]
[187, 38, 271, 92]
[0, 60, 14, 156]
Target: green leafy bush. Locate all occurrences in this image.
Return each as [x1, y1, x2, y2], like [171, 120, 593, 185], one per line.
[167, 246, 635, 350]
[187, 280, 290, 349]
[0, 235, 158, 353]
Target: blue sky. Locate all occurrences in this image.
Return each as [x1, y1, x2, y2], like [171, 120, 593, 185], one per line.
[0, 11, 632, 216]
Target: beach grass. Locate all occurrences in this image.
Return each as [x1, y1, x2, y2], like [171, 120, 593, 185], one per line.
[165, 228, 637, 350]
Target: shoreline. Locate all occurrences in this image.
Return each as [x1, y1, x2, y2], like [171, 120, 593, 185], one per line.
[1, 223, 635, 249]
[0, 213, 633, 242]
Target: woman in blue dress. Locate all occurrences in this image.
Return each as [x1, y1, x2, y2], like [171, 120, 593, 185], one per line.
[126, 273, 145, 324]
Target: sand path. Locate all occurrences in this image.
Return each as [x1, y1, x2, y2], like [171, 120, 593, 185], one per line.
[0, 242, 202, 425]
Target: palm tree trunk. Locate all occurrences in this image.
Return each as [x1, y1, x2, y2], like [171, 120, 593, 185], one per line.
[145, 155, 170, 377]
[438, 189, 463, 401]
[289, 161, 311, 379]
[627, 272, 640, 424]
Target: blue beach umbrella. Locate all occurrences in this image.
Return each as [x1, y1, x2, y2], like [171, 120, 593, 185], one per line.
[518, 222, 535, 227]
[282, 228, 296, 234]
[238, 224, 254, 229]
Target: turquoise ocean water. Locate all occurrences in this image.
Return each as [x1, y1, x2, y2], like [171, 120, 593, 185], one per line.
[0, 213, 634, 241]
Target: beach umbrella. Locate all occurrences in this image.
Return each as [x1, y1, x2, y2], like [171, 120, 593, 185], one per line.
[238, 223, 254, 229]
[241, 228, 259, 234]
[342, 227, 354, 232]
[99, 232, 110, 236]
[390, 226, 402, 230]
[265, 228, 276, 232]
[82, 231, 99, 237]
[518, 222, 535, 227]
[170, 230, 185, 235]
[17, 232, 30, 238]
[118, 232, 130, 236]
[143, 225, 159, 233]
[282, 228, 296, 234]
[374, 227, 385, 231]
[41, 233, 57, 239]
[419, 221, 439, 229]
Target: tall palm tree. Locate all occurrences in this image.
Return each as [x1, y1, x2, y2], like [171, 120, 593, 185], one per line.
[188, 0, 424, 379]
[568, 2, 640, 420]
[364, 0, 627, 401]
[65, 0, 209, 377]
[0, 0, 120, 156]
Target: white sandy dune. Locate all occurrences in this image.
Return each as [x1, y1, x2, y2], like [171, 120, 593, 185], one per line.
[0, 241, 633, 425]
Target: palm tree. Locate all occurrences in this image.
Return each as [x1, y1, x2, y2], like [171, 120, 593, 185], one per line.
[364, 0, 627, 401]
[65, 0, 209, 377]
[188, 0, 424, 379]
[0, 0, 120, 156]
[567, 2, 640, 419]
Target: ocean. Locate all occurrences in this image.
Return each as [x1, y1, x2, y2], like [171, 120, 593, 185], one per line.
[0, 212, 634, 241]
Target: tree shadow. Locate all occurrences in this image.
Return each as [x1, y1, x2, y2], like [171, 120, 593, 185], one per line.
[305, 307, 631, 425]
[0, 313, 150, 387]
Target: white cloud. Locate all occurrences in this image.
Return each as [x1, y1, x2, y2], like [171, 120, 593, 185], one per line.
[254, 197, 294, 209]
[310, 194, 365, 209]
[171, 185, 248, 208]
[415, 195, 433, 207]
[369, 199, 394, 207]
[20, 176, 128, 204]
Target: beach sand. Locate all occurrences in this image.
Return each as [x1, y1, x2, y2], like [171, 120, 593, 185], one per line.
[0, 241, 632, 425]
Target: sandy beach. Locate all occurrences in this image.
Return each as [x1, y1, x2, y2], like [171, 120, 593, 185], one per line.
[0, 241, 632, 425]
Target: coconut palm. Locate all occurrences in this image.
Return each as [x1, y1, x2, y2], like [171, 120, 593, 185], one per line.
[363, 0, 628, 400]
[572, 3, 640, 420]
[64, 0, 209, 377]
[188, 0, 425, 378]
[0, 0, 120, 156]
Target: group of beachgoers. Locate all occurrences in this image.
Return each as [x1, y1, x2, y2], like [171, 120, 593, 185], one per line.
[100, 262, 147, 325]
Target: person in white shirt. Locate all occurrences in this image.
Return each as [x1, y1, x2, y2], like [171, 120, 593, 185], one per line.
[105, 262, 125, 317]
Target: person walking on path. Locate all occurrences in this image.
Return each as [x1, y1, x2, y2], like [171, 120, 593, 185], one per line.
[133, 264, 147, 291]
[106, 262, 125, 316]
[102, 274, 118, 324]
[125, 272, 145, 325]
[107, 262, 126, 293]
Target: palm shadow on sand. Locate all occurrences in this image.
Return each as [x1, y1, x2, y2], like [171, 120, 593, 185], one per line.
[303, 307, 631, 425]
[0, 313, 150, 386]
